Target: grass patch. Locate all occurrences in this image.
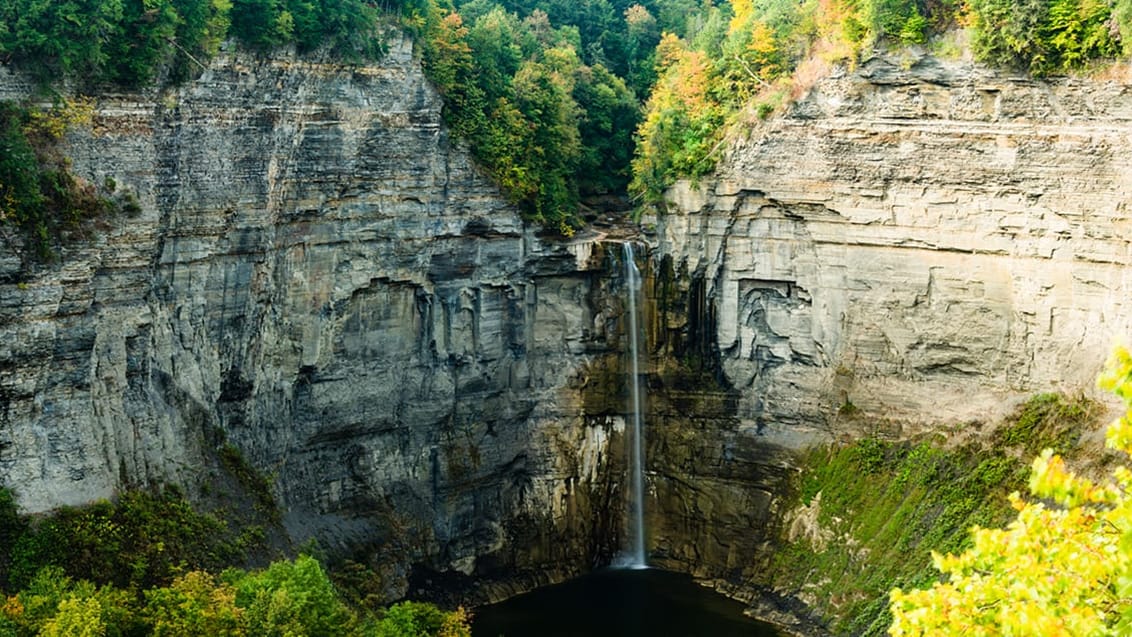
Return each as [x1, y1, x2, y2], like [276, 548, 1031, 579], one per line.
[767, 392, 1099, 635]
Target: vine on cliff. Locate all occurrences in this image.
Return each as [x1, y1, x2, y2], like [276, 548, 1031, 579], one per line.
[763, 391, 1097, 636]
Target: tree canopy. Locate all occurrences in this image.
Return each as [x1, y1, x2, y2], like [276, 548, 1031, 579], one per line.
[0, 556, 471, 637]
[3, 0, 1132, 233]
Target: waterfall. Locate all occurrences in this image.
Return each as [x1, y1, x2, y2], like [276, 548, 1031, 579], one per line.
[623, 242, 647, 569]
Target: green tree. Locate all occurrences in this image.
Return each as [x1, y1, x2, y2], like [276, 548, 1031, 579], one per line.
[573, 63, 639, 194]
[466, 8, 525, 102]
[171, 0, 233, 80]
[5, 486, 238, 591]
[229, 0, 293, 49]
[224, 555, 354, 637]
[1115, 0, 1132, 54]
[623, 3, 660, 95]
[40, 598, 105, 637]
[103, 0, 181, 86]
[3, 568, 140, 637]
[0, 490, 26, 587]
[509, 58, 582, 228]
[145, 571, 247, 637]
[0, 0, 126, 80]
[371, 602, 471, 637]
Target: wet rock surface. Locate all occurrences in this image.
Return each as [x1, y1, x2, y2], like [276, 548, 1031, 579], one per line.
[3, 41, 1131, 628]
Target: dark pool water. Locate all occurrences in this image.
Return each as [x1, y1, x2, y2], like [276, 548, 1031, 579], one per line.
[471, 568, 786, 637]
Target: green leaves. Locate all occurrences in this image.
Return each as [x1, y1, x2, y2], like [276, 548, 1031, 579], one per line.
[968, 0, 1119, 74]
[0, 0, 126, 80]
[0, 99, 121, 261]
[224, 556, 353, 637]
[2, 557, 470, 637]
[419, 1, 640, 232]
[1, 0, 384, 86]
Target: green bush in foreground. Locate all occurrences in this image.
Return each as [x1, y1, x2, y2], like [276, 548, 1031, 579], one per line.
[0, 555, 470, 636]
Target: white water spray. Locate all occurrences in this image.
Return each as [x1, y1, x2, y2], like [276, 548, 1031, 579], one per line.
[623, 242, 647, 569]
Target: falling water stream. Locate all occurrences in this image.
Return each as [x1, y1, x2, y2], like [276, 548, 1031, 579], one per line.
[624, 242, 646, 568]
[469, 243, 787, 637]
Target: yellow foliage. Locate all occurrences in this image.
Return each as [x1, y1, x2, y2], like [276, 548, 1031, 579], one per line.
[24, 98, 95, 141]
[889, 346, 1132, 636]
[730, 0, 755, 31]
[41, 597, 105, 637]
[654, 32, 687, 70]
[2, 595, 24, 619]
[438, 606, 472, 637]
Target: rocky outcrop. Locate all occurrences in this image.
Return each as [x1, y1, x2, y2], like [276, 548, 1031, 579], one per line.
[648, 52, 1132, 621]
[0, 38, 634, 601]
[658, 53, 1132, 444]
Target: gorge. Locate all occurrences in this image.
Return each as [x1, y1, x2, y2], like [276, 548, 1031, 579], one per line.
[2, 30, 1132, 634]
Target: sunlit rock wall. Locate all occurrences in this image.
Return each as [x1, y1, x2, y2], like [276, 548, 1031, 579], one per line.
[648, 53, 1132, 620]
[659, 53, 1132, 446]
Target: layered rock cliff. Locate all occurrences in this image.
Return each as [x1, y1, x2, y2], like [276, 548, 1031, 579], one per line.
[661, 54, 1132, 441]
[0, 37, 638, 600]
[648, 52, 1132, 617]
[4, 32, 1132, 628]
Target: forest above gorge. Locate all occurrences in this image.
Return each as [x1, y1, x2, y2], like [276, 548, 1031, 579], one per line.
[3, 0, 1132, 244]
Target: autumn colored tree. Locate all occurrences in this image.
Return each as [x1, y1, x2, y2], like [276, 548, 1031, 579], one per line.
[144, 572, 246, 637]
[889, 347, 1132, 635]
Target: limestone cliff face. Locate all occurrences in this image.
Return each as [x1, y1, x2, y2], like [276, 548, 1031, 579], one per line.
[649, 52, 1132, 613]
[5, 33, 1132, 622]
[0, 38, 630, 599]
[659, 53, 1132, 443]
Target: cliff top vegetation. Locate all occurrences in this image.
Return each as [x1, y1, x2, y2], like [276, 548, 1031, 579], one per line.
[3, 0, 1131, 239]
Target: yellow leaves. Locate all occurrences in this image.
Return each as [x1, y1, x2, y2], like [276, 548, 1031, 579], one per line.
[1100, 347, 1132, 419]
[646, 39, 712, 123]
[2, 595, 24, 619]
[624, 4, 655, 31]
[1030, 449, 1118, 507]
[654, 32, 687, 71]
[889, 348, 1132, 636]
[437, 606, 473, 637]
[1102, 347, 1132, 456]
[23, 97, 95, 141]
[730, 0, 755, 32]
[748, 21, 779, 57]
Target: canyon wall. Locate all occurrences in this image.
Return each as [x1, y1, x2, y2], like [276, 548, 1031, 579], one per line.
[660, 54, 1132, 445]
[648, 51, 1132, 614]
[4, 32, 1132, 626]
[0, 38, 636, 600]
